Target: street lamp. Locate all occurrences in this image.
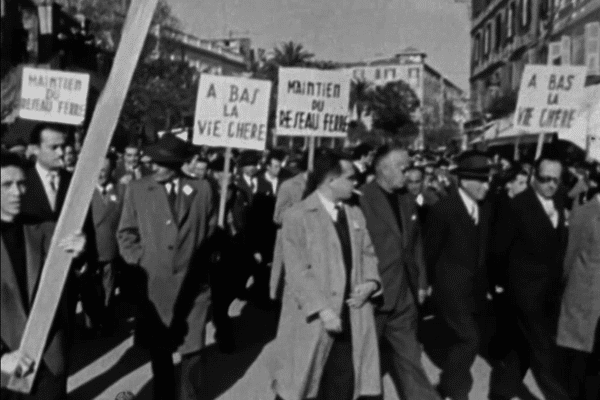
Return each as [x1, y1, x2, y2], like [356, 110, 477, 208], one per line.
[37, 1, 53, 35]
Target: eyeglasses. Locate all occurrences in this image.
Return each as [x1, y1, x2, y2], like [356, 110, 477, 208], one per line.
[536, 175, 560, 185]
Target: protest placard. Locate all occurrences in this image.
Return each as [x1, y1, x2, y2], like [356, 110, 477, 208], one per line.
[276, 67, 351, 138]
[193, 74, 271, 151]
[513, 65, 587, 134]
[19, 68, 90, 125]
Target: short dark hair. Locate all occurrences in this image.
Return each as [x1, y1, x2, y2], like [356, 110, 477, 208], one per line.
[266, 149, 286, 166]
[303, 149, 350, 198]
[0, 150, 26, 170]
[352, 143, 374, 161]
[372, 144, 406, 171]
[29, 123, 67, 146]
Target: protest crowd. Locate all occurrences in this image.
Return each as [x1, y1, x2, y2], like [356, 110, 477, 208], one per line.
[1, 121, 599, 400]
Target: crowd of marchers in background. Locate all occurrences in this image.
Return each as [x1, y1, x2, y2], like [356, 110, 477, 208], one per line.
[1, 124, 599, 400]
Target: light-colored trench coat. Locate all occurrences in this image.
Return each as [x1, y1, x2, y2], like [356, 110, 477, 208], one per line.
[557, 197, 600, 353]
[267, 192, 382, 400]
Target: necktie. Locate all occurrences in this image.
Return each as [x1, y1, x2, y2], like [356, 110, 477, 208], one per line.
[470, 204, 478, 225]
[166, 181, 178, 219]
[547, 206, 558, 228]
[47, 172, 58, 210]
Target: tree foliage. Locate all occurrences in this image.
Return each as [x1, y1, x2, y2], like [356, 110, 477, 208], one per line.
[367, 80, 420, 136]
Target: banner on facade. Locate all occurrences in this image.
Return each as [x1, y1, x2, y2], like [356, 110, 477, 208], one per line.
[193, 74, 271, 151]
[585, 22, 600, 76]
[513, 65, 588, 134]
[276, 67, 351, 138]
[19, 68, 90, 125]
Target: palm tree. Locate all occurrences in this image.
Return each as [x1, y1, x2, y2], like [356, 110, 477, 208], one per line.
[271, 41, 314, 67]
[349, 79, 373, 120]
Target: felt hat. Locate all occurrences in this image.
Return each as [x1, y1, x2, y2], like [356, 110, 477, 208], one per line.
[237, 151, 260, 168]
[144, 133, 194, 165]
[452, 150, 492, 180]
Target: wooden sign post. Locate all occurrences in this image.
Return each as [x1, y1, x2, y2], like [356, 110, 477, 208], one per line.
[218, 147, 233, 228]
[8, 0, 159, 393]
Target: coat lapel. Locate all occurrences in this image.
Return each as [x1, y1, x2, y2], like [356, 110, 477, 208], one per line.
[526, 188, 557, 232]
[146, 179, 175, 223]
[176, 180, 198, 226]
[23, 224, 44, 305]
[368, 183, 402, 239]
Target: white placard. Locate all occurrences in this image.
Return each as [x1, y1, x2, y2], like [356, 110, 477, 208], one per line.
[192, 74, 271, 151]
[19, 68, 90, 125]
[276, 67, 351, 137]
[513, 65, 588, 134]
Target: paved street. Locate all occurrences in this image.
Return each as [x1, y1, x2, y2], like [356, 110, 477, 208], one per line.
[66, 299, 544, 400]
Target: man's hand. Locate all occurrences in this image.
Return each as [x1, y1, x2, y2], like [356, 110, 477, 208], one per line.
[418, 286, 433, 305]
[1, 350, 34, 378]
[347, 281, 377, 309]
[59, 231, 86, 258]
[253, 253, 263, 264]
[119, 174, 133, 185]
[319, 308, 342, 333]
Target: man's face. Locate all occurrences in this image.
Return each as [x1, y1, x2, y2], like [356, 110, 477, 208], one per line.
[124, 147, 140, 170]
[533, 160, 562, 199]
[98, 158, 113, 186]
[405, 169, 424, 197]
[266, 159, 282, 178]
[364, 150, 375, 167]
[194, 161, 208, 180]
[329, 160, 357, 201]
[63, 145, 76, 167]
[242, 165, 257, 177]
[152, 163, 178, 183]
[379, 150, 410, 190]
[1, 166, 27, 221]
[33, 129, 66, 171]
[461, 177, 490, 201]
[505, 173, 528, 198]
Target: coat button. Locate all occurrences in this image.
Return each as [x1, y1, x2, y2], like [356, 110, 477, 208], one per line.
[166, 219, 172, 225]
[332, 291, 337, 296]
[168, 245, 174, 250]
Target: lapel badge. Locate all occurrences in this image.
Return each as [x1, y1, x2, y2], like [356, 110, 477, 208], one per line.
[411, 214, 417, 221]
[182, 184, 194, 196]
[352, 220, 360, 230]
[110, 194, 118, 202]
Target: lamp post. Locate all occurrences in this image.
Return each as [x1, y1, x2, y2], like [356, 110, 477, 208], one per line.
[37, 0, 54, 63]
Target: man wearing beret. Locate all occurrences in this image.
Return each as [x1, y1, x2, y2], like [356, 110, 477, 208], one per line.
[424, 151, 496, 400]
[117, 134, 215, 400]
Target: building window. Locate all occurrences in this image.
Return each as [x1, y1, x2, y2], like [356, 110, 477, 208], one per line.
[507, 2, 515, 40]
[495, 13, 503, 51]
[484, 23, 492, 57]
[520, 0, 531, 31]
[473, 33, 481, 63]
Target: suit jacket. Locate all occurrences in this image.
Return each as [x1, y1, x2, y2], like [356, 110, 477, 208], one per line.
[250, 172, 279, 259]
[268, 192, 381, 400]
[113, 163, 152, 183]
[360, 182, 426, 311]
[21, 167, 71, 222]
[270, 172, 308, 300]
[117, 176, 215, 354]
[424, 188, 492, 312]
[89, 183, 125, 263]
[231, 173, 255, 237]
[557, 198, 600, 352]
[493, 187, 568, 311]
[1, 220, 68, 387]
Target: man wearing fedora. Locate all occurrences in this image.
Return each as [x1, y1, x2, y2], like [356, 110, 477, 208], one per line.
[117, 134, 215, 400]
[424, 151, 496, 400]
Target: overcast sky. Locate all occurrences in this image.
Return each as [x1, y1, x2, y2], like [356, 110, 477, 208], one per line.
[168, 0, 471, 91]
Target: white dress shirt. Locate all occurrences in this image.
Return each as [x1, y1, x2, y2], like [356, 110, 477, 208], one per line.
[317, 191, 342, 222]
[243, 174, 257, 194]
[35, 162, 60, 211]
[536, 192, 559, 228]
[164, 178, 180, 195]
[264, 172, 279, 194]
[458, 187, 479, 225]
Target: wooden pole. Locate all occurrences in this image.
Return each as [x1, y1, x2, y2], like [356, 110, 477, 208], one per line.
[535, 132, 545, 160]
[513, 134, 522, 161]
[7, 0, 159, 393]
[308, 136, 316, 171]
[217, 147, 232, 228]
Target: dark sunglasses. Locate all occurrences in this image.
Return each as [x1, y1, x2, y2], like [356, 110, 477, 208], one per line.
[536, 175, 560, 184]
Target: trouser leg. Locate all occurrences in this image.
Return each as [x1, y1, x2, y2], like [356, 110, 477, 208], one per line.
[149, 347, 176, 400]
[179, 351, 202, 400]
[317, 338, 354, 400]
[376, 293, 440, 400]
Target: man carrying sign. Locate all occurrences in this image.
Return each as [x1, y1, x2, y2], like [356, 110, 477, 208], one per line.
[117, 134, 215, 400]
[1, 151, 86, 400]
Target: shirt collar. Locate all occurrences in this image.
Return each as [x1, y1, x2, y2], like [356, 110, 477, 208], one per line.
[316, 191, 340, 221]
[458, 187, 478, 213]
[97, 182, 114, 192]
[35, 162, 58, 179]
[535, 191, 555, 211]
[353, 161, 365, 173]
[164, 178, 180, 192]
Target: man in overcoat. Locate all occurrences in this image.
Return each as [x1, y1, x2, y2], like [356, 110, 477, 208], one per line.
[424, 151, 496, 400]
[1, 151, 85, 399]
[359, 145, 439, 399]
[557, 183, 600, 400]
[268, 150, 382, 400]
[117, 134, 215, 400]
